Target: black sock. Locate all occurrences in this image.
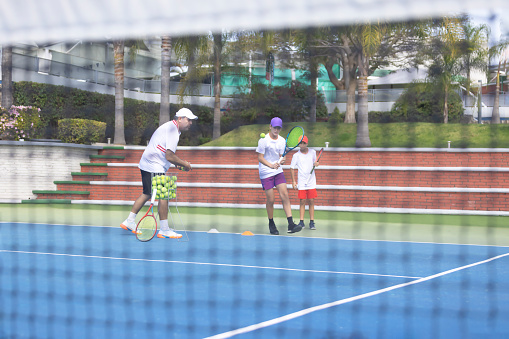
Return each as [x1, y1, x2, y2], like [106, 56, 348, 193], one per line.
[300, 220, 304, 223]
[287, 216, 294, 225]
[269, 218, 275, 225]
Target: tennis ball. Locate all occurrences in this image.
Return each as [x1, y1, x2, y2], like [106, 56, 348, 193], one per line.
[161, 187, 167, 193]
[260, 133, 265, 138]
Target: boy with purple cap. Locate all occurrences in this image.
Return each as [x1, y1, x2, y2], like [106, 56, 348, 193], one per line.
[256, 117, 302, 235]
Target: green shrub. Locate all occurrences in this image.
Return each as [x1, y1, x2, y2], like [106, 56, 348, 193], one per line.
[390, 82, 464, 123]
[13, 81, 214, 145]
[222, 80, 328, 132]
[328, 107, 343, 124]
[0, 105, 44, 140]
[57, 119, 106, 144]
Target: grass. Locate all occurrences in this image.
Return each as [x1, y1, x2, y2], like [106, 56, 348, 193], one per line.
[2, 203, 509, 245]
[202, 122, 509, 148]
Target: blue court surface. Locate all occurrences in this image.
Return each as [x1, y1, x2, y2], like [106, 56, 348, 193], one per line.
[1, 222, 509, 339]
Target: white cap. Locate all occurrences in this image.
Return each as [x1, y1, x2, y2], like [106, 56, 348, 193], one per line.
[175, 108, 198, 120]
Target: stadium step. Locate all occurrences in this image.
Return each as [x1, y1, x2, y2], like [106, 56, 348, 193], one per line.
[28, 146, 509, 213]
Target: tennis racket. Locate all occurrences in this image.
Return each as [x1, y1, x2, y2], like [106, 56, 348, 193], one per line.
[277, 126, 305, 164]
[135, 188, 158, 242]
[306, 147, 324, 185]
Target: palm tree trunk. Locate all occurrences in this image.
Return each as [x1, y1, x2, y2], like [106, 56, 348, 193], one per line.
[1, 46, 13, 108]
[113, 41, 126, 145]
[160, 36, 172, 125]
[309, 62, 318, 123]
[344, 76, 356, 123]
[443, 85, 449, 124]
[212, 33, 223, 140]
[355, 75, 371, 147]
[491, 68, 501, 124]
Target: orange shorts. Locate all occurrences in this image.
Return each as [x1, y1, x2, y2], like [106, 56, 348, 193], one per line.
[298, 189, 317, 200]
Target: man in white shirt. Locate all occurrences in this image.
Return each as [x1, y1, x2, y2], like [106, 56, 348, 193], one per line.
[256, 117, 301, 235]
[120, 107, 197, 239]
[290, 135, 318, 230]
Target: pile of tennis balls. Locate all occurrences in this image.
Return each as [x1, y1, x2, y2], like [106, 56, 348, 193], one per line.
[151, 174, 177, 200]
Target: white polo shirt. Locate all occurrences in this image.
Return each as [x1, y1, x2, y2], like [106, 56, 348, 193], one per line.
[256, 134, 286, 179]
[290, 148, 317, 189]
[138, 120, 180, 173]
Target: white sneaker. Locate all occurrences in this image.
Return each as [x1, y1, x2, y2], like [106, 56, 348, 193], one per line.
[120, 219, 136, 233]
[157, 229, 183, 239]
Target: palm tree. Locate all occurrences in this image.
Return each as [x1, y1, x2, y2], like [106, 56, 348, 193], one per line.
[160, 36, 172, 124]
[212, 33, 223, 139]
[113, 40, 126, 145]
[1, 46, 13, 108]
[489, 41, 509, 124]
[460, 19, 489, 100]
[352, 23, 387, 147]
[424, 17, 466, 123]
[291, 28, 325, 123]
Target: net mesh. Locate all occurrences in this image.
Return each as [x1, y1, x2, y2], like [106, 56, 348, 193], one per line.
[1, 2, 509, 338]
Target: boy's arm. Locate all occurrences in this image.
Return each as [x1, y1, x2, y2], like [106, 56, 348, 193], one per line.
[258, 152, 280, 169]
[290, 168, 298, 190]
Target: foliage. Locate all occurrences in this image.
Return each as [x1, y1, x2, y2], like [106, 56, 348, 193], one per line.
[328, 107, 342, 124]
[204, 122, 509, 149]
[12, 81, 214, 145]
[57, 119, 107, 144]
[0, 105, 43, 140]
[221, 80, 327, 133]
[390, 82, 464, 123]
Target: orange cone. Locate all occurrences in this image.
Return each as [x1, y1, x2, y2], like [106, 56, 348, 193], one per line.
[242, 231, 254, 236]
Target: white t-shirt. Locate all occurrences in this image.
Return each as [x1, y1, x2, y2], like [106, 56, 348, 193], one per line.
[290, 148, 317, 189]
[138, 120, 180, 173]
[256, 134, 286, 179]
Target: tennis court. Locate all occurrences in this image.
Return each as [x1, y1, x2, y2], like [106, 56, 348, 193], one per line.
[1, 205, 508, 339]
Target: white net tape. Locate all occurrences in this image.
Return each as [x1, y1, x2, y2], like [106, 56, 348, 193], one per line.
[0, 0, 508, 45]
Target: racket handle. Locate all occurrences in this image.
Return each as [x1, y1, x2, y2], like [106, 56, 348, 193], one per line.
[150, 188, 157, 203]
[277, 156, 284, 164]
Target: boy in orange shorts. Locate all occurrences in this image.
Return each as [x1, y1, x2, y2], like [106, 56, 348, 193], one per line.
[290, 136, 319, 230]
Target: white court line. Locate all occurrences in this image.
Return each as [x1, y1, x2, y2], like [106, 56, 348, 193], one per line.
[3, 222, 509, 249]
[204, 252, 509, 339]
[0, 250, 420, 279]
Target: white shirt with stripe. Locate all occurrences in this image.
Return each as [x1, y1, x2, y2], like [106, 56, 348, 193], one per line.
[138, 120, 180, 173]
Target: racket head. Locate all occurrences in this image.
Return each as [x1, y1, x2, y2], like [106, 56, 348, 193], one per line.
[136, 214, 157, 242]
[284, 126, 305, 151]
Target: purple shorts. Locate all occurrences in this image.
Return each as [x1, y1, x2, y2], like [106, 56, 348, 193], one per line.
[260, 172, 287, 190]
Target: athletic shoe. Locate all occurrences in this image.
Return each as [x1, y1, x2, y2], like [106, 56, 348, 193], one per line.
[269, 222, 279, 235]
[297, 220, 306, 229]
[120, 219, 136, 233]
[309, 221, 316, 230]
[287, 222, 302, 233]
[157, 229, 183, 239]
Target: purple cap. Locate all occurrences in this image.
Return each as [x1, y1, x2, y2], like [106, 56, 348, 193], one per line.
[270, 117, 283, 128]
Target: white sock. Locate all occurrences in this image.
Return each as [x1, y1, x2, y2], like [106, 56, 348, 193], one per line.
[127, 212, 136, 222]
[160, 219, 169, 231]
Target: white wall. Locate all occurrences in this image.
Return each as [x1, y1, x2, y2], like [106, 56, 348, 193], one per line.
[0, 141, 100, 202]
[12, 68, 230, 109]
